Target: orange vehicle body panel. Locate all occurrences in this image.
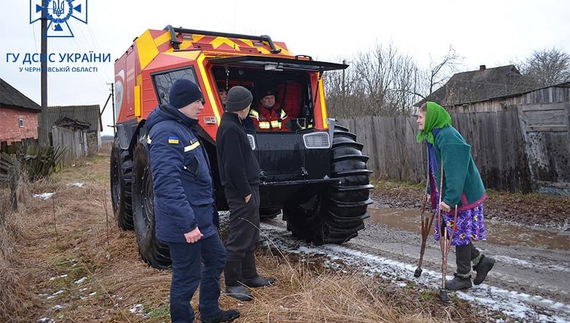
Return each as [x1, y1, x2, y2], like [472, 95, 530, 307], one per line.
[114, 28, 327, 141]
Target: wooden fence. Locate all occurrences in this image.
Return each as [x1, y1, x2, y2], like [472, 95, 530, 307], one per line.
[0, 138, 37, 155]
[518, 102, 570, 194]
[51, 127, 88, 164]
[338, 106, 569, 193]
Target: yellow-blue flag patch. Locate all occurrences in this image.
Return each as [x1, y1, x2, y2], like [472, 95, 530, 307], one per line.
[168, 136, 180, 144]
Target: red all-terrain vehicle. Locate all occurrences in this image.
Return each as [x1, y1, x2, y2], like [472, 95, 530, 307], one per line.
[110, 26, 373, 268]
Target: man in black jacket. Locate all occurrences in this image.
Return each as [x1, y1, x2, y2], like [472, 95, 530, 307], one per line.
[216, 86, 275, 301]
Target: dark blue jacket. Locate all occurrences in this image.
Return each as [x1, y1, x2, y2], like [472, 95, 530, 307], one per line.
[146, 104, 218, 243]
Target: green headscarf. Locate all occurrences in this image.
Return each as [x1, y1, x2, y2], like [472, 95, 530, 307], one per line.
[416, 101, 451, 145]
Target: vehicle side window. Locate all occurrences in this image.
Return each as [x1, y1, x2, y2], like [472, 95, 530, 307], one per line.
[152, 68, 200, 105]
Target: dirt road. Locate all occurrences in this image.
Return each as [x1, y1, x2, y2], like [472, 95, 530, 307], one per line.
[260, 205, 570, 322]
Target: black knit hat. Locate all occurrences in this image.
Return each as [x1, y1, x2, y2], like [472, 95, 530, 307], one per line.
[258, 86, 276, 99]
[226, 86, 253, 112]
[169, 79, 203, 109]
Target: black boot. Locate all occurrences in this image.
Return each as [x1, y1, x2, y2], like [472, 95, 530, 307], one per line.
[201, 309, 240, 323]
[473, 255, 495, 285]
[224, 260, 253, 301]
[445, 273, 472, 290]
[241, 251, 275, 288]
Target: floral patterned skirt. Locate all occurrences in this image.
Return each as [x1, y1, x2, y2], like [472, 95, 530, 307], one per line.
[434, 201, 487, 246]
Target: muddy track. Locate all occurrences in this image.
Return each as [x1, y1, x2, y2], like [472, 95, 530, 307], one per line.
[259, 189, 570, 322]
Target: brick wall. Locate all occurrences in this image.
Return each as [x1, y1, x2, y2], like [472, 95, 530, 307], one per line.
[0, 107, 38, 144]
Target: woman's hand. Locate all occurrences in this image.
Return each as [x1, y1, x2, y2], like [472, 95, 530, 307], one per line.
[439, 201, 451, 213]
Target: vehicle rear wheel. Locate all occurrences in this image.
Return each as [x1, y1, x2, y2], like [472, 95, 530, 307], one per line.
[260, 206, 280, 220]
[284, 125, 373, 245]
[110, 140, 134, 230]
[132, 142, 171, 269]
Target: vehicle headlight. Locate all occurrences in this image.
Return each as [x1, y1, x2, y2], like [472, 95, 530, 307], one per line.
[247, 134, 256, 150]
[303, 132, 330, 149]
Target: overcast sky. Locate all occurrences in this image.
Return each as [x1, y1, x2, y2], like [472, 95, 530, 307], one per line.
[1, 0, 569, 136]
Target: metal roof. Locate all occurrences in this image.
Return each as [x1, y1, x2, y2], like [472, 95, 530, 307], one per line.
[39, 105, 101, 132]
[0, 77, 41, 112]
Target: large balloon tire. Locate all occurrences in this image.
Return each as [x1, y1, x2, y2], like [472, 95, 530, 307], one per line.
[260, 207, 281, 220]
[133, 143, 172, 269]
[132, 143, 171, 269]
[110, 141, 134, 231]
[284, 125, 372, 245]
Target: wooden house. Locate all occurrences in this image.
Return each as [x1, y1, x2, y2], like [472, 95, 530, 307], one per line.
[40, 104, 102, 155]
[417, 66, 569, 194]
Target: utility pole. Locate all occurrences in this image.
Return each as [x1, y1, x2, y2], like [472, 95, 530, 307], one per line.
[110, 82, 115, 136]
[39, 0, 49, 145]
[100, 83, 116, 135]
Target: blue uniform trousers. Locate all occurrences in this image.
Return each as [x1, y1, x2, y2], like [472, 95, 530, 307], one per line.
[167, 234, 226, 323]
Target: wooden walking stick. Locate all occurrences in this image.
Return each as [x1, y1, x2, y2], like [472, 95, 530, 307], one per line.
[436, 157, 460, 302]
[414, 145, 436, 278]
[414, 196, 435, 278]
[439, 204, 459, 302]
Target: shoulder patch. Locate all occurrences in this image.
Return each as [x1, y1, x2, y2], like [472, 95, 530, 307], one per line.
[168, 136, 180, 144]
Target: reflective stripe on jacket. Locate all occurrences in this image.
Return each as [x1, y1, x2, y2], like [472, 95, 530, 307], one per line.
[248, 104, 290, 131]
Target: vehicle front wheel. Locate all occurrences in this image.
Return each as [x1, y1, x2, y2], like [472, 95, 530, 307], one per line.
[132, 142, 171, 269]
[283, 124, 372, 245]
[110, 140, 133, 230]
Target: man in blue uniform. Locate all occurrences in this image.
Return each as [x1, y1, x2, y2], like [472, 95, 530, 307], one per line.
[146, 79, 239, 323]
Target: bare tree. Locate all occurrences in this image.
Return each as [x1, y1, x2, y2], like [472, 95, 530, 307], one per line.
[516, 48, 570, 87]
[325, 42, 422, 118]
[324, 58, 364, 118]
[423, 46, 462, 98]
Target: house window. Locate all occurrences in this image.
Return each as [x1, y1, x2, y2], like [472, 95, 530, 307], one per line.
[19, 118, 24, 128]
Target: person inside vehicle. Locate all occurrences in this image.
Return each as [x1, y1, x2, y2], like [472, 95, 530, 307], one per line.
[248, 86, 291, 131]
[219, 87, 228, 107]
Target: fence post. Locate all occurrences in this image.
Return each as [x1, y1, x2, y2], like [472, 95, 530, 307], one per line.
[9, 154, 20, 212]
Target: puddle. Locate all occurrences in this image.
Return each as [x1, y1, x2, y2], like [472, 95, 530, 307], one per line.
[367, 207, 570, 250]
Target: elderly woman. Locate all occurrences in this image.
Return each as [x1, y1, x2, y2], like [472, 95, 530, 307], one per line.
[416, 101, 495, 290]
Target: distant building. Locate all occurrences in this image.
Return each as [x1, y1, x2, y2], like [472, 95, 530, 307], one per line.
[416, 65, 570, 195]
[417, 64, 536, 111]
[0, 77, 41, 144]
[40, 104, 102, 155]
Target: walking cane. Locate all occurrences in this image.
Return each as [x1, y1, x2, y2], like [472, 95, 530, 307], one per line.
[436, 158, 460, 302]
[413, 197, 435, 278]
[414, 143, 435, 278]
[438, 204, 458, 301]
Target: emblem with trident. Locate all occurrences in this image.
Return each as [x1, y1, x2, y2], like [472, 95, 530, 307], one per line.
[30, 0, 88, 37]
[52, 0, 65, 17]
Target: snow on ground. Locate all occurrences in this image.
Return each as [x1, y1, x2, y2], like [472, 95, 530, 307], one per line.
[260, 222, 570, 323]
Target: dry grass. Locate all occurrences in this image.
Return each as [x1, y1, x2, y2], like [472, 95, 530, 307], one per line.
[0, 151, 514, 323]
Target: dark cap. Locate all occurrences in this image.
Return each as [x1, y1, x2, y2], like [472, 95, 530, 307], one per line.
[169, 79, 203, 109]
[259, 86, 276, 99]
[226, 86, 253, 112]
